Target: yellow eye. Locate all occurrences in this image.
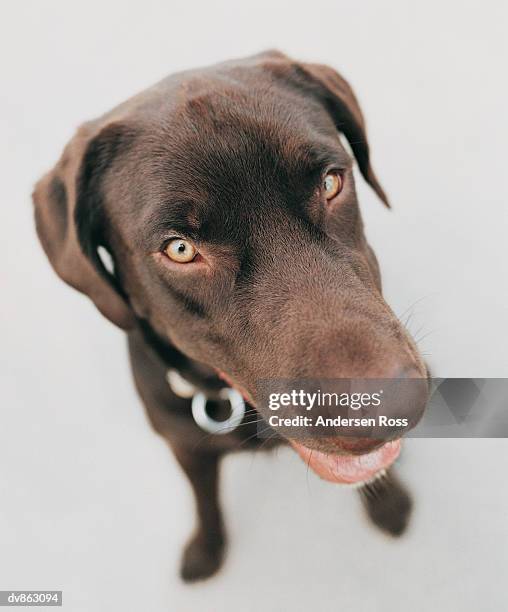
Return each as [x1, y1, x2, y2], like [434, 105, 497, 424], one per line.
[323, 172, 343, 200]
[164, 238, 197, 263]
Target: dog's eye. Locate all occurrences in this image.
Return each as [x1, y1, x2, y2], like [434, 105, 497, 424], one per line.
[164, 238, 197, 263]
[323, 172, 343, 200]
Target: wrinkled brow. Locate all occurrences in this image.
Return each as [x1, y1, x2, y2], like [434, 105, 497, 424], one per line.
[138, 200, 202, 250]
[301, 140, 353, 171]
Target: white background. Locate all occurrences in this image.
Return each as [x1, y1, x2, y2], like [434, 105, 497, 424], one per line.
[1, 1, 507, 610]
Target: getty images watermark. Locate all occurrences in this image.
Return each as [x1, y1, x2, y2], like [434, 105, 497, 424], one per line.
[0, 592, 62, 607]
[267, 387, 408, 428]
[254, 378, 508, 438]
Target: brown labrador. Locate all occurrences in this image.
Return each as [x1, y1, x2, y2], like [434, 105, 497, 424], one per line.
[33, 50, 428, 582]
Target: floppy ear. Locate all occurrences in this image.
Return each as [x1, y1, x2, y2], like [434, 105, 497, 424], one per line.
[33, 122, 136, 329]
[268, 53, 389, 207]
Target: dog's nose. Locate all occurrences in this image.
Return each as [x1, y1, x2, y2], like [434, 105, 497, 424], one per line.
[363, 363, 429, 441]
[289, 362, 429, 455]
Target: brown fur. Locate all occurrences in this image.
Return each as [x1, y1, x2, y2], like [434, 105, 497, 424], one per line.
[33, 51, 428, 581]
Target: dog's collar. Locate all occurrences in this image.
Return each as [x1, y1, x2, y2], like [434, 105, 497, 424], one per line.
[166, 369, 245, 435]
[166, 369, 197, 398]
[136, 319, 246, 434]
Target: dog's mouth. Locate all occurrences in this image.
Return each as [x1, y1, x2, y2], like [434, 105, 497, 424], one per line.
[215, 369, 402, 485]
[290, 439, 401, 485]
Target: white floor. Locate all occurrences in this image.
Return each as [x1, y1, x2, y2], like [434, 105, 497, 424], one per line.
[1, 1, 507, 610]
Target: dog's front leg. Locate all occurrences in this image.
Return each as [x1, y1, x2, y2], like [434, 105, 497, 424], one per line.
[171, 445, 226, 582]
[357, 469, 412, 537]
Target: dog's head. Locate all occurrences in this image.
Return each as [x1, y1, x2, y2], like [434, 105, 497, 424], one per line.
[34, 51, 428, 479]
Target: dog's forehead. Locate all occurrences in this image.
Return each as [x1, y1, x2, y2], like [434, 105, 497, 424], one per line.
[168, 79, 330, 162]
[142, 78, 347, 199]
[113, 68, 351, 247]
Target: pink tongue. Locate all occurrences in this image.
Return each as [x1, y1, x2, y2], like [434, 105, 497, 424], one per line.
[291, 440, 402, 484]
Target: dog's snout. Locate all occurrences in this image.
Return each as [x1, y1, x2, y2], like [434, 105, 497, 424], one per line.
[265, 355, 429, 456]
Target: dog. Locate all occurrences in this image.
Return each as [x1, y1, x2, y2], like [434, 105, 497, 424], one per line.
[33, 50, 428, 582]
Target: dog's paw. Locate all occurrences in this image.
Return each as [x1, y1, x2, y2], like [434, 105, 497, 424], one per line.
[358, 472, 413, 537]
[180, 531, 226, 582]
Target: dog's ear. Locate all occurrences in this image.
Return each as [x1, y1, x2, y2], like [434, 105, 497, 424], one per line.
[267, 53, 389, 207]
[33, 122, 136, 329]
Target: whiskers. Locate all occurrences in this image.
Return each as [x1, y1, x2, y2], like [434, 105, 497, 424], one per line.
[396, 294, 435, 359]
[191, 406, 273, 452]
